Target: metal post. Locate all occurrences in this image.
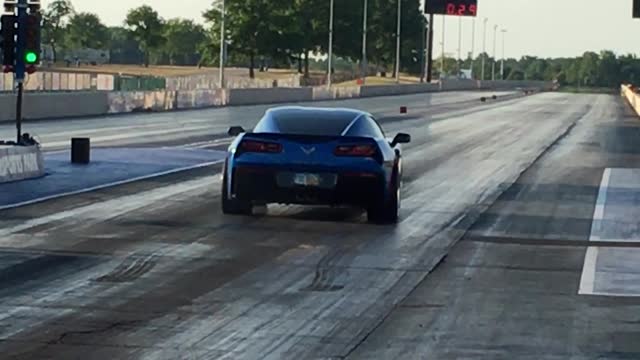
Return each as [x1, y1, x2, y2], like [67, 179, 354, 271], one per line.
[420, 17, 426, 83]
[440, 15, 445, 79]
[327, 0, 334, 87]
[218, 0, 225, 88]
[15, 0, 27, 144]
[394, 0, 401, 83]
[501, 29, 506, 80]
[361, 0, 368, 84]
[470, 17, 476, 78]
[426, 13, 434, 82]
[481, 18, 487, 80]
[457, 16, 462, 77]
[491, 24, 497, 81]
[16, 81, 22, 143]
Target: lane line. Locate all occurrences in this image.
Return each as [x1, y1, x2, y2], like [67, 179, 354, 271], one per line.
[578, 246, 598, 295]
[0, 160, 224, 212]
[579, 168, 610, 296]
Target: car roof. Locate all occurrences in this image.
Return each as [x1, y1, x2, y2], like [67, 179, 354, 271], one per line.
[265, 106, 371, 121]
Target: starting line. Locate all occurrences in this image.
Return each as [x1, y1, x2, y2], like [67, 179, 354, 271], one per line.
[579, 168, 640, 297]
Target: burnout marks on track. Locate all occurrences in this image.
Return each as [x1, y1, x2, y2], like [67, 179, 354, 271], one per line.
[94, 254, 157, 283]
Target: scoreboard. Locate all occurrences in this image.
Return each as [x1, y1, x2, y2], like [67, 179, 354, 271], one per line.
[424, 0, 478, 17]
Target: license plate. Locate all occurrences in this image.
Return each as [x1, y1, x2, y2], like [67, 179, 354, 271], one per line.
[294, 173, 321, 187]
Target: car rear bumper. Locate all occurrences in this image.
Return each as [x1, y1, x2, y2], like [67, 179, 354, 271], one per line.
[231, 165, 386, 207]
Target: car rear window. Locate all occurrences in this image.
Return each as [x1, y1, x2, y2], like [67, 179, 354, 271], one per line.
[271, 111, 357, 136]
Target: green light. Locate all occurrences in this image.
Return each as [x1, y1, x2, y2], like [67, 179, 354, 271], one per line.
[25, 52, 38, 64]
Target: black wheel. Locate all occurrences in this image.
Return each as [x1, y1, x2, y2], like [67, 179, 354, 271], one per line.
[221, 171, 252, 215]
[367, 175, 399, 224]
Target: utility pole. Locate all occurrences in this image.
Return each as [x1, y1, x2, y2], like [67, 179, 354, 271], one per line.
[218, 0, 225, 88]
[501, 29, 507, 80]
[420, 16, 426, 83]
[426, 13, 434, 82]
[361, 0, 368, 84]
[491, 24, 497, 81]
[440, 15, 445, 79]
[470, 17, 476, 79]
[481, 17, 487, 80]
[327, 0, 334, 87]
[457, 16, 462, 77]
[394, 0, 401, 83]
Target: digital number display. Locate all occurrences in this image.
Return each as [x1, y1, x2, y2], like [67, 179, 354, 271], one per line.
[425, 0, 478, 17]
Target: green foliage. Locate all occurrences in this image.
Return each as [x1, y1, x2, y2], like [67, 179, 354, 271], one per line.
[66, 13, 110, 49]
[163, 19, 207, 65]
[124, 5, 165, 67]
[42, 0, 74, 59]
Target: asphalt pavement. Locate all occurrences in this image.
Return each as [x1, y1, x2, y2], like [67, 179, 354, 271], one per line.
[0, 90, 636, 359]
[0, 90, 518, 151]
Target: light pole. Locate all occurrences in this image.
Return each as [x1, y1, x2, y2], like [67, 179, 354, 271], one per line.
[470, 17, 476, 79]
[327, 0, 334, 87]
[491, 24, 497, 81]
[361, 0, 368, 84]
[394, 0, 401, 83]
[500, 29, 507, 80]
[440, 15, 445, 79]
[457, 16, 462, 77]
[218, 0, 225, 88]
[481, 17, 487, 80]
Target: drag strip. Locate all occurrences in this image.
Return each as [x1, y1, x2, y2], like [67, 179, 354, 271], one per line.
[0, 92, 602, 359]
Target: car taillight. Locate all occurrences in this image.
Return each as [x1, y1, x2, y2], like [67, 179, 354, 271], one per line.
[239, 140, 282, 153]
[334, 144, 377, 157]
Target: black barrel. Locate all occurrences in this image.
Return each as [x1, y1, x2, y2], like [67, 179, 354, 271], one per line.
[71, 137, 90, 164]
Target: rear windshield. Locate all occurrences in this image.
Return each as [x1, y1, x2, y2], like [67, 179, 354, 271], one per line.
[270, 111, 357, 136]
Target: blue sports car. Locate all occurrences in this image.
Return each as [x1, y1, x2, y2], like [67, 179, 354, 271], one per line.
[221, 106, 411, 223]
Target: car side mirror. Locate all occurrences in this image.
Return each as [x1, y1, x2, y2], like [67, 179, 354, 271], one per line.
[228, 126, 246, 136]
[391, 133, 411, 146]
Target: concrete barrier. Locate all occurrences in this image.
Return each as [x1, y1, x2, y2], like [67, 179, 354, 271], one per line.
[0, 91, 109, 122]
[622, 84, 640, 116]
[439, 80, 480, 91]
[0, 145, 44, 183]
[360, 83, 440, 97]
[176, 89, 227, 109]
[0, 81, 553, 122]
[479, 80, 552, 91]
[227, 87, 313, 106]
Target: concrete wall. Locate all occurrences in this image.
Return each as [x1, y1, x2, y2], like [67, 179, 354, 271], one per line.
[0, 92, 109, 122]
[479, 80, 551, 91]
[622, 84, 640, 116]
[227, 87, 313, 106]
[176, 89, 227, 109]
[0, 80, 554, 122]
[0, 145, 45, 183]
[360, 83, 440, 97]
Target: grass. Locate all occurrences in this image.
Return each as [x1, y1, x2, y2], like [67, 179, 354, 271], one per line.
[334, 75, 422, 87]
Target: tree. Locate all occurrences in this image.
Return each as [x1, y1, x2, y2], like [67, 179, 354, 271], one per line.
[109, 26, 143, 64]
[204, 0, 280, 78]
[66, 13, 109, 49]
[42, 0, 74, 61]
[164, 19, 207, 65]
[125, 5, 165, 67]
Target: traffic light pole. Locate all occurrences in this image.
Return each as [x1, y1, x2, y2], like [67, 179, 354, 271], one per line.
[14, 0, 28, 144]
[16, 81, 23, 143]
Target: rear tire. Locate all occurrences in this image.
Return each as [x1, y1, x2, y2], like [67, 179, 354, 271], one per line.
[221, 172, 252, 215]
[367, 179, 399, 224]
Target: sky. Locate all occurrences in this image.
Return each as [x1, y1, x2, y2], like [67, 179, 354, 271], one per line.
[45, 0, 640, 59]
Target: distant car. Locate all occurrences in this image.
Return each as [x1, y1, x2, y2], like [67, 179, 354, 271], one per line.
[221, 106, 411, 223]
